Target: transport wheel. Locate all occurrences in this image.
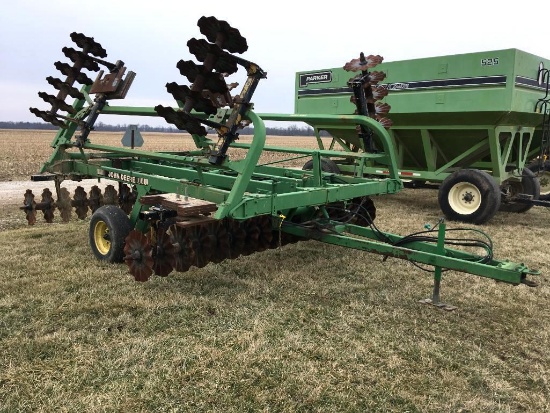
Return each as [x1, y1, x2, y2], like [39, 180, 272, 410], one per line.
[89, 205, 132, 263]
[500, 168, 540, 213]
[302, 158, 341, 173]
[527, 160, 550, 200]
[438, 169, 501, 224]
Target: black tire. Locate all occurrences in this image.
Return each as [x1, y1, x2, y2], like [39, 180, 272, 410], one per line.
[438, 169, 501, 224]
[89, 205, 132, 263]
[500, 168, 540, 213]
[302, 158, 341, 173]
[527, 159, 550, 200]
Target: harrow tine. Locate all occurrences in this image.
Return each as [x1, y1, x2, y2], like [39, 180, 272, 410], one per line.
[165, 82, 217, 115]
[176, 60, 231, 94]
[54, 62, 93, 85]
[62, 47, 101, 72]
[197, 16, 248, 54]
[70, 32, 107, 58]
[28, 108, 66, 128]
[154, 105, 207, 135]
[343, 54, 384, 72]
[46, 76, 85, 100]
[187, 38, 238, 74]
[37, 92, 78, 114]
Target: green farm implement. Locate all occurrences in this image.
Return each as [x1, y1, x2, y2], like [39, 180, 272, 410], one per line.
[296, 49, 550, 224]
[24, 16, 540, 304]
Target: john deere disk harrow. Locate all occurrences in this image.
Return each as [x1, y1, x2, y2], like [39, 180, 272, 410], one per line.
[24, 16, 539, 304]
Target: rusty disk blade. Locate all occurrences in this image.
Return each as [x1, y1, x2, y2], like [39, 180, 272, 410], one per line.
[123, 230, 154, 282]
[40, 188, 56, 223]
[169, 225, 193, 273]
[152, 231, 175, 277]
[211, 221, 231, 263]
[21, 189, 37, 225]
[227, 219, 246, 258]
[256, 216, 274, 251]
[72, 186, 89, 219]
[241, 219, 260, 256]
[88, 185, 103, 214]
[103, 185, 118, 205]
[57, 188, 72, 222]
[119, 184, 136, 214]
[186, 225, 208, 268]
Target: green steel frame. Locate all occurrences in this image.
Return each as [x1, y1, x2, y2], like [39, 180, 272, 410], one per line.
[33, 91, 540, 296]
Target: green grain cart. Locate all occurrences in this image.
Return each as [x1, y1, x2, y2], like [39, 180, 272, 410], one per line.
[295, 48, 550, 224]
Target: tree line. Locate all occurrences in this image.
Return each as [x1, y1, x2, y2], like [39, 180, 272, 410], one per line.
[0, 121, 317, 136]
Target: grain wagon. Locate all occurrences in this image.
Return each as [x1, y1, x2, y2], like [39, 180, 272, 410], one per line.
[295, 49, 550, 224]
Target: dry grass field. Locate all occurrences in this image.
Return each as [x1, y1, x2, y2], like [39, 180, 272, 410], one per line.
[0, 129, 549, 412]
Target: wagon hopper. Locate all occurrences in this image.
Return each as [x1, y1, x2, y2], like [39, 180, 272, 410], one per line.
[295, 49, 550, 224]
[24, 16, 539, 304]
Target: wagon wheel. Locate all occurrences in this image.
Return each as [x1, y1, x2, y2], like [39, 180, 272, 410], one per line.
[152, 230, 176, 277]
[40, 188, 56, 223]
[302, 157, 341, 174]
[21, 189, 37, 225]
[72, 186, 89, 219]
[123, 229, 154, 282]
[169, 224, 193, 273]
[88, 185, 103, 213]
[527, 159, 550, 200]
[57, 187, 72, 222]
[438, 169, 501, 224]
[103, 185, 118, 205]
[500, 168, 541, 213]
[119, 184, 137, 214]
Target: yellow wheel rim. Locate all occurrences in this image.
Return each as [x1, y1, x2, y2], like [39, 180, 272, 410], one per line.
[93, 220, 111, 256]
[448, 182, 481, 215]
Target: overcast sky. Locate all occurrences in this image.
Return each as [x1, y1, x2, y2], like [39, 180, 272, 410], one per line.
[1, 0, 548, 127]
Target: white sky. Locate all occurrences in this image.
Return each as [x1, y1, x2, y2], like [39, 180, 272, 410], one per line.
[1, 0, 548, 127]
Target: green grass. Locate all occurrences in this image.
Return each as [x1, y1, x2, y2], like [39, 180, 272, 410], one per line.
[1, 189, 549, 412]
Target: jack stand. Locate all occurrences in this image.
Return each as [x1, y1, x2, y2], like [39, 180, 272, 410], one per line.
[418, 220, 458, 311]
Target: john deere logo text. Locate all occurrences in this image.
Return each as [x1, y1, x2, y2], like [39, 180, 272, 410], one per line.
[300, 71, 332, 87]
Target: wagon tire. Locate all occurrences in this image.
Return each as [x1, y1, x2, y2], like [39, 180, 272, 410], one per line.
[500, 167, 540, 213]
[302, 158, 341, 173]
[438, 169, 501, 224]
[89, 205, 132, 263]
[527, 159, 550, 200]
